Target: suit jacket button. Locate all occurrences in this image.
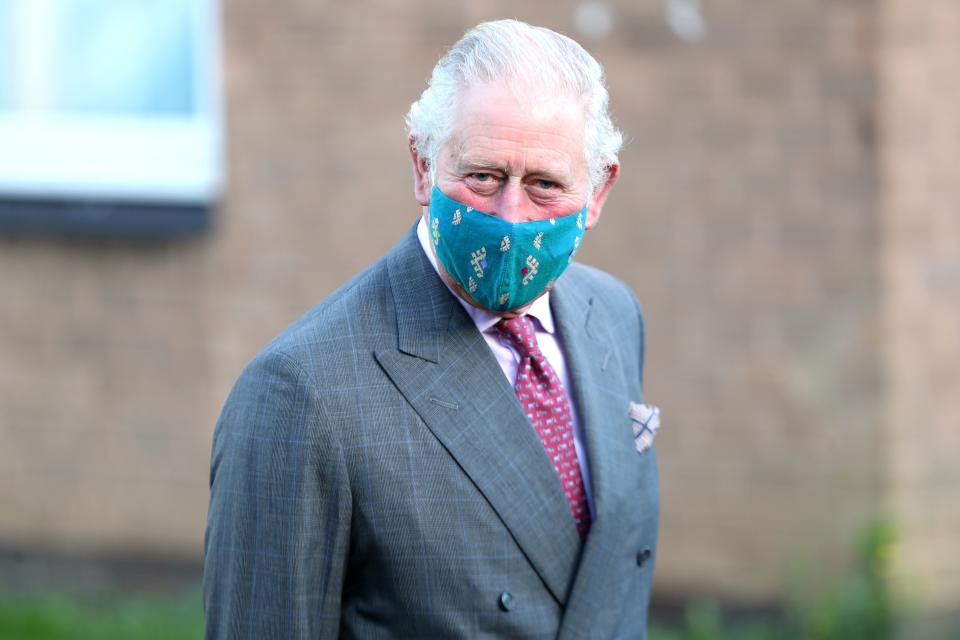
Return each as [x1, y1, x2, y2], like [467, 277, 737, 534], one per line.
[498, 591, 515, 612]
[636, 547, 652, 567]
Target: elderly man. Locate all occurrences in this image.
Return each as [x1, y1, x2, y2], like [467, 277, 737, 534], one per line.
[204, 19, 659, 639]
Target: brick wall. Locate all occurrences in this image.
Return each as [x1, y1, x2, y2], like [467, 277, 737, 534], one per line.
[880, 0, 960, 616]
[0, 0, 956, 619]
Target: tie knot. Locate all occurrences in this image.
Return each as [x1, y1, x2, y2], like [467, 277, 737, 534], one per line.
[496, 315, 541, 358]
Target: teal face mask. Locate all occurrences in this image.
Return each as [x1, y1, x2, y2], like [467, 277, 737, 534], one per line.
[428, 185, 587, 312]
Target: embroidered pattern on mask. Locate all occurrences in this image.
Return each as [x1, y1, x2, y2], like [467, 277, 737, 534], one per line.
[522, 256, 540, 286]
[470, 247, 487, 278]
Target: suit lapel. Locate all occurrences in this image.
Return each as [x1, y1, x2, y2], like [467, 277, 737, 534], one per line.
[552, 276, 642, 639]
[373, 229, 582, 605]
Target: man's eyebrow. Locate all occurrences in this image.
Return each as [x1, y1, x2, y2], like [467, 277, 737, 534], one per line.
[457, 158, 504, 172]
[457, 158, 569, 181]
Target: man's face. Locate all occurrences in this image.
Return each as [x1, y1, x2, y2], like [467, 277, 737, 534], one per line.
[436, 82, 592, 224]
[410, 81, 618, 314]
[412, 82, 617, 230]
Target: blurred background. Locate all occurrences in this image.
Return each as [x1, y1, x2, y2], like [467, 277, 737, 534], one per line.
[0, 0, 958, 638]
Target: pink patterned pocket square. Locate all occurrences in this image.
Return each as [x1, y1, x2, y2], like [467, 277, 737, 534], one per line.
[628, 402, 661, 454]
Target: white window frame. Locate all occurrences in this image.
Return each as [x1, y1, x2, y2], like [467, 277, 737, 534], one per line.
[0, 0, 224, 204]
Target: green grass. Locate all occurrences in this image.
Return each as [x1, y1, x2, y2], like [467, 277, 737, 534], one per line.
[649, 520, 901, 640]
[0, 588, 204, 640]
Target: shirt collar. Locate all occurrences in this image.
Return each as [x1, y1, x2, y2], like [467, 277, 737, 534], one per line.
[415, 215, 556, 335]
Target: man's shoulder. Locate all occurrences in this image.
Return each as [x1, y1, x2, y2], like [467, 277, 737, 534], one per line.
[560, 262, 646, 383]
[562, 261, 642, 318]
[253, 228, 424, 371]
[267, 256, 390, 358]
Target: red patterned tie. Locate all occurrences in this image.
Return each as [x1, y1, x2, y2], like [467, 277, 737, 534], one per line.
[496, 315, 591, 540]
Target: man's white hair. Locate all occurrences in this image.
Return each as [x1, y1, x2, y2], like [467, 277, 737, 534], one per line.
[405, 19, 623, 191]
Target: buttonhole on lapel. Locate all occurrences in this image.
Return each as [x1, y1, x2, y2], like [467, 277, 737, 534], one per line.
[429, 397, 460, 411]
[601, 350, 611, 371]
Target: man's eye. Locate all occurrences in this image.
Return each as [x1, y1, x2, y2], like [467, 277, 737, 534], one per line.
[472, 173, 494, 182]
[535, 179, 556, 190]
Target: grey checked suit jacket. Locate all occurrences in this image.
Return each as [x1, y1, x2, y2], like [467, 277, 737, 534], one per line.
[203, 225, 659, 639]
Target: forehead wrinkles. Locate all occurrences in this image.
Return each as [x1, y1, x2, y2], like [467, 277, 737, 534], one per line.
[449, 123, 582, 175]
[454, 95, 584, 139]
[452, 83, 586, 137]
[457, 121, 580, 146]
[440, 82, 589, 178]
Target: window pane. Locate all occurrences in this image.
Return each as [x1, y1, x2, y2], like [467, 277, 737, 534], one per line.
[0, 3, 11, 110]
[55, 0, 196, 115]
[0, 0, 197, 116]
[0, 0, 221, 205]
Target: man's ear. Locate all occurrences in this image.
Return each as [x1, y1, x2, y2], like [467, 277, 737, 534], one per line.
[409, 136, 432, 206]
[585, 162, 619, 230]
